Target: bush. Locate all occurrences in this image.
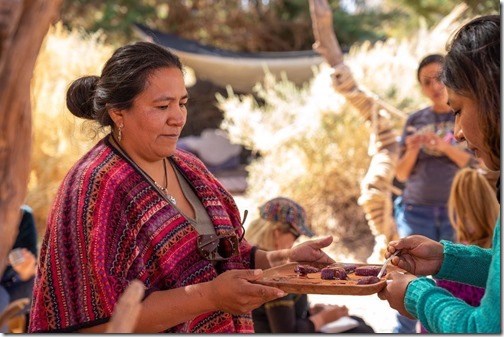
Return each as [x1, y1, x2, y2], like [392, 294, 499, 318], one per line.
[217, 12, 463, 261]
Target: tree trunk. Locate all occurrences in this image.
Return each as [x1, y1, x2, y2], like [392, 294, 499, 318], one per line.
[0, 0, 62, 275]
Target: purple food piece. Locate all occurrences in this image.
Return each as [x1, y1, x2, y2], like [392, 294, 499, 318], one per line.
[320, 268, 335, 279]
[355, 266, 382, 276]
[356, 276, 381, 285]
[334, 268, 347, 280]
[294, 264, 320, 275]
[327, 263, 356, 273]
[342, 264, 356, 274]
[320, 267, 347, 280]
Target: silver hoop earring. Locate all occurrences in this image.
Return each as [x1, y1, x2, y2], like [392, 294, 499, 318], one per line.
[118, 125, 123, 142]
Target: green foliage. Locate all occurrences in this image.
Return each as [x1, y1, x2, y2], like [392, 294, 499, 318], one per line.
[60, 0, 158, 46]
[92, 1, 156, 37]
[331, 8, 391, 50]
[381, 0, 500, 37]
[59, 0, 391, 51]
[59, 0, 498, 52]
[59, 1, 500, 50]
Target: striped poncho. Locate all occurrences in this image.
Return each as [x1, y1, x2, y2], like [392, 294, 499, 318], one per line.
[29, 137, 255, 333]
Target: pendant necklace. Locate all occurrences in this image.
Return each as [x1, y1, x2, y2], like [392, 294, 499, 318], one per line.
[109, 134, 177, 205]
[154, 158, 177, 205]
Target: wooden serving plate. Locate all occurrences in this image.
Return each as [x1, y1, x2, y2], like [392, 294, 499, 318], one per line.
[255, 261, 405, 296]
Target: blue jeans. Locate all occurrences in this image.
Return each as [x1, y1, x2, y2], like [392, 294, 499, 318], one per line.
[0, 277, 34, 332]
[393, 314, 418, 334]
[393, 197, 455, 333]
[0, 285, 9, 333]
[394, 197, 455, 242]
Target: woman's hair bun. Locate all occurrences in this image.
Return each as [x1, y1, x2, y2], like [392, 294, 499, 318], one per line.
[66, 76, 99, 120]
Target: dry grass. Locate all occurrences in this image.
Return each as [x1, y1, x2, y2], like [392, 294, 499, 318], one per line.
[28, 24, 114, 235]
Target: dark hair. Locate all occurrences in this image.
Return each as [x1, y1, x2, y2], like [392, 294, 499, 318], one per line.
[442, 15, 500, 168]
[66, 41, 184, 128]
[417, 54, 445, 82]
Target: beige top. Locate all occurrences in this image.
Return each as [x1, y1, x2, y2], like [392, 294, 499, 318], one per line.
[173, 163, 215, 236]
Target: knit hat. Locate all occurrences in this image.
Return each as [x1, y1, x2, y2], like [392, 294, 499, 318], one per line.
[259, 197, 315, 237]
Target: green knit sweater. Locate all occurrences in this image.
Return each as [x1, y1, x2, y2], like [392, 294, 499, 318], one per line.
[404, 217, 501, 333]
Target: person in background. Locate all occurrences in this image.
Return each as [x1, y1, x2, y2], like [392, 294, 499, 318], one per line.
[29, 41, 335, 333]
[419, 167, 499, 333]
[246, 197, 375, 333]
[378, 15, 500, 333]
[392, 53, 474, 333]
[447, 167, 499, 248]
[0, 205, 38, 332]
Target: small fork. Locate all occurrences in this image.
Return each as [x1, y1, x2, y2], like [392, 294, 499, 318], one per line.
[377, 250, 399, 278]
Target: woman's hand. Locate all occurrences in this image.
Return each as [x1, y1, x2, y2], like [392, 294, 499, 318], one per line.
[289, 236, 334, 264]
[386, 235, 444, 276]
[207, 269, 286, 315]
[405, 133, 423, 152]
[377, 272, 417, 319]
[422, 132, 448, 153]
[255, 236, 334, 269]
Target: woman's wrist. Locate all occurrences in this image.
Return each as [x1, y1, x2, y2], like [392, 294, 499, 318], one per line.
[405, 145, 421, 154]
[254, 249, 290, 269]
[268, 248, 290, 267]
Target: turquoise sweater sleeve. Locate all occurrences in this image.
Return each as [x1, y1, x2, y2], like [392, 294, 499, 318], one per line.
[404, 218, 501, 333]
[435, 240, 492, 288]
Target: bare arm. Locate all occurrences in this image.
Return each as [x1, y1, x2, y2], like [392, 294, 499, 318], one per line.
[254, 236, 335, 270]
[396, 132, 472, 182]
[82, 237, 334, 332]
[80, 270, 286, 333]
[254, 249, 290, 269]
[395, 134, 422, 182]
[424, 133, 472, 168]
[441, 145, 472, 167]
